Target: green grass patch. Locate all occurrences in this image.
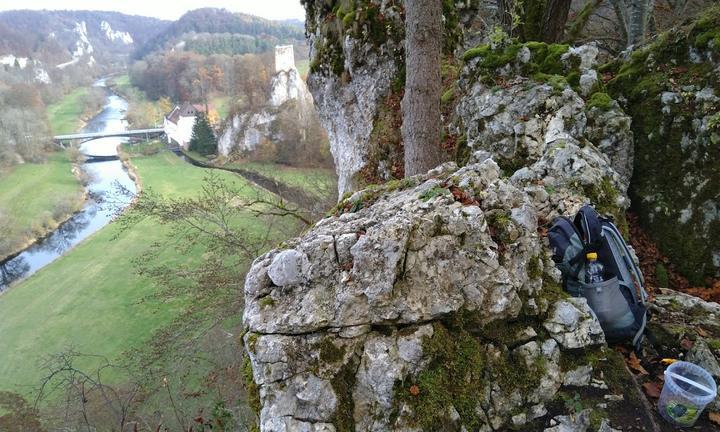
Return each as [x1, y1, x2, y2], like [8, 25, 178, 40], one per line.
[109, 74, 132, 95]
[0, 151, 84, 258]
[0, 151, 271, 394]
[586, 92, 614, 111]
[46, 88, 91, 135]
[188, 152, 337, 201]
[210, 95, 232, 120]
[296, 59, 310, 78]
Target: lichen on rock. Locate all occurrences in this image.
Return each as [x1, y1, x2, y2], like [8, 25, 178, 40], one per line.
[243, 155, 624, 431]
[603, 6, 720, 284]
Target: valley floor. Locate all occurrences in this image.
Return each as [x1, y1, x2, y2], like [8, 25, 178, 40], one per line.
[0, 149, 293, 394]
[0, 151, 85, 260]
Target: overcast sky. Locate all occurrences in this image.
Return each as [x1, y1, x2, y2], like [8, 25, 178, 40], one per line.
[0, 0, 306, 21]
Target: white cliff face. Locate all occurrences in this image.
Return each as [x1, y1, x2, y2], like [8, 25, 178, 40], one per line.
[218, 110, 275, 156]
[57, 21, 95, 69]
[1, 55, 51, 84]
[306, 32, 401, 199]
[100, 21, 134, 44]
[270, 68, 312, 107]
[218, 63, 315, 157]
[0, 54, 29, 69]
[34, 67, 51, 84]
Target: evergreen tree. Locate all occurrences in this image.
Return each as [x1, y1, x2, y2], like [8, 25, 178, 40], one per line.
[188, 113, 217, 156]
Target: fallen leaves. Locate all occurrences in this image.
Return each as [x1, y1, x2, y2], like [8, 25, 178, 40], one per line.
[709, 411, 720, 426]
[628, 352, 649, 375]
[642, 381, 663, 399]
[681, 338, 695, 351]
[448, 186, 478, 206]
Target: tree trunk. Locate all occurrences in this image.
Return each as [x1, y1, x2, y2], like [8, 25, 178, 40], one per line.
[497, 0, 515, 36]
[402, 0, 444, 176]
[541, 0, 572, 43]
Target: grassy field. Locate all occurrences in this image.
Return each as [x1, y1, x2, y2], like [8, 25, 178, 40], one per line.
[0, 150, 272, 394]
[210, 95, 232, 120]
[185, 151, 337, 201]
[109, 75, 168, 128]
[46, 87, 91, 135]
[242, 161, 337, 199]
[109, 74, 133, 95]
[0, 151, 84, 259]
[297, 59, 310, 78]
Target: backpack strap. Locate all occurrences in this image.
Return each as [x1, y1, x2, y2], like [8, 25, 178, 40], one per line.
[574, 205, 604, 251]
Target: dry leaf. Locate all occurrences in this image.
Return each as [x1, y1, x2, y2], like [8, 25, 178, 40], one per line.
[681, 338, 695, 350]
[628, 352, 649, 375]
[642, 381, 662, 398]
[697, 327, 710, 338]
[709, 412, 720, 426]
[409, 385, 420, 396]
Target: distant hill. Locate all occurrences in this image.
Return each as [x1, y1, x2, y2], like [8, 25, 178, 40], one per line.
[0, 10, 169, 69]
[134, 8, 305, 58]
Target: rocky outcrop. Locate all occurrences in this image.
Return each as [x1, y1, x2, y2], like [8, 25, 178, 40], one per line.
[303, 0, 484, 197]
[242, 141, 637, 430]
[218, 67, 316, 157]
[456, 41, 634, 193]
[605, 7, 720, 284]
[304, 1, 405, 197]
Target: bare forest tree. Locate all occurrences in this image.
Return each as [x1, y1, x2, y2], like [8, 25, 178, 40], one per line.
[610, 0, 656, 47]
[498, 0, 573, 42]
[402, 0, 445, 176]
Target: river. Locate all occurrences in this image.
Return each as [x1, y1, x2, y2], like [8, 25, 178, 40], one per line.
[0, 79, 137, 291]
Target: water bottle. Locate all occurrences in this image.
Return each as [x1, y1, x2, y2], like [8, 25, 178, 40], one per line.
[585, 252, 604, 284]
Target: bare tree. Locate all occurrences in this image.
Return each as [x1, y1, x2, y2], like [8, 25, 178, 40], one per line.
[541, 0, 573, 42]
[35, 350, 142, 432]
[497, 0, 572, 42]
[402, 0, 444, 176]
[610, 0, 656, 47]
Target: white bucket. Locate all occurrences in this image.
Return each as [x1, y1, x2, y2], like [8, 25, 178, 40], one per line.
[658, 361, 718, 427]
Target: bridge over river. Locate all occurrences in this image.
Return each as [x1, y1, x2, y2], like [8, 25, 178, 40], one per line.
[53, 128, 165, 145]
[53, 128, 166, 159]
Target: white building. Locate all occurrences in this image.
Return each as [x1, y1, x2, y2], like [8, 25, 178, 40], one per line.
[164, 103, 201, 149]
[274, 45, 295, 73]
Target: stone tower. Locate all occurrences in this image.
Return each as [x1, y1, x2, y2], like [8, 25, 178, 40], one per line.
[274, 45, 295, 73]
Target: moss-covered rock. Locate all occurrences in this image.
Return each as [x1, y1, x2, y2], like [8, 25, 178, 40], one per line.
[604, 5, 720, 284]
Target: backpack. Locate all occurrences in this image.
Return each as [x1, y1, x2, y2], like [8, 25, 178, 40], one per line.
[548, 205, 648, 349]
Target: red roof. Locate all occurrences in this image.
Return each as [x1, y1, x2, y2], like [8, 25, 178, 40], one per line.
[165, 102, 210, 124]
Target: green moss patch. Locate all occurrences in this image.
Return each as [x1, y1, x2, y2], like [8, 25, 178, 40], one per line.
[586, 92, 613, 111]
[243, 356, 261, 415]
[603, 6, 720, 284]
[393, 322, 487, 430]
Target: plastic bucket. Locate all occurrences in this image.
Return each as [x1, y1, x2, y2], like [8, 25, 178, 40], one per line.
[658, 361, 718, 427]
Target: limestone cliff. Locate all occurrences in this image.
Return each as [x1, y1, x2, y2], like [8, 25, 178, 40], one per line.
[603, 7, 720, 284]
[239, 3, 720, 431]
[217, 49, 317, 158]
[302, 0, 481, 197]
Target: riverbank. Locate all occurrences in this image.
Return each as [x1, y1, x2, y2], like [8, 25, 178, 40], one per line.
[0, 151, 86, 262]
[0, 150, 280, 393]
[46, 86, 106, 135]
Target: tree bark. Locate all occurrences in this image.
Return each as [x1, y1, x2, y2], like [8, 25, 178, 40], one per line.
[402, 0, 444, 176]
[541, 0, 572, 43]
[497, 0, 515, 36]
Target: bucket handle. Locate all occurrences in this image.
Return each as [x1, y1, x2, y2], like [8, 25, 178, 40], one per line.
[666, 371, 717, 397]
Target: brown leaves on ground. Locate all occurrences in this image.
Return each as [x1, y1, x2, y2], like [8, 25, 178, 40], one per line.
[628, 352, 649, 375]
[627, 212, 720, 301]
[642, 381, 663, 399]
[620, 349, 665, 400]
[448, 186, 478, 206]
[709, 411, 720, 426]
